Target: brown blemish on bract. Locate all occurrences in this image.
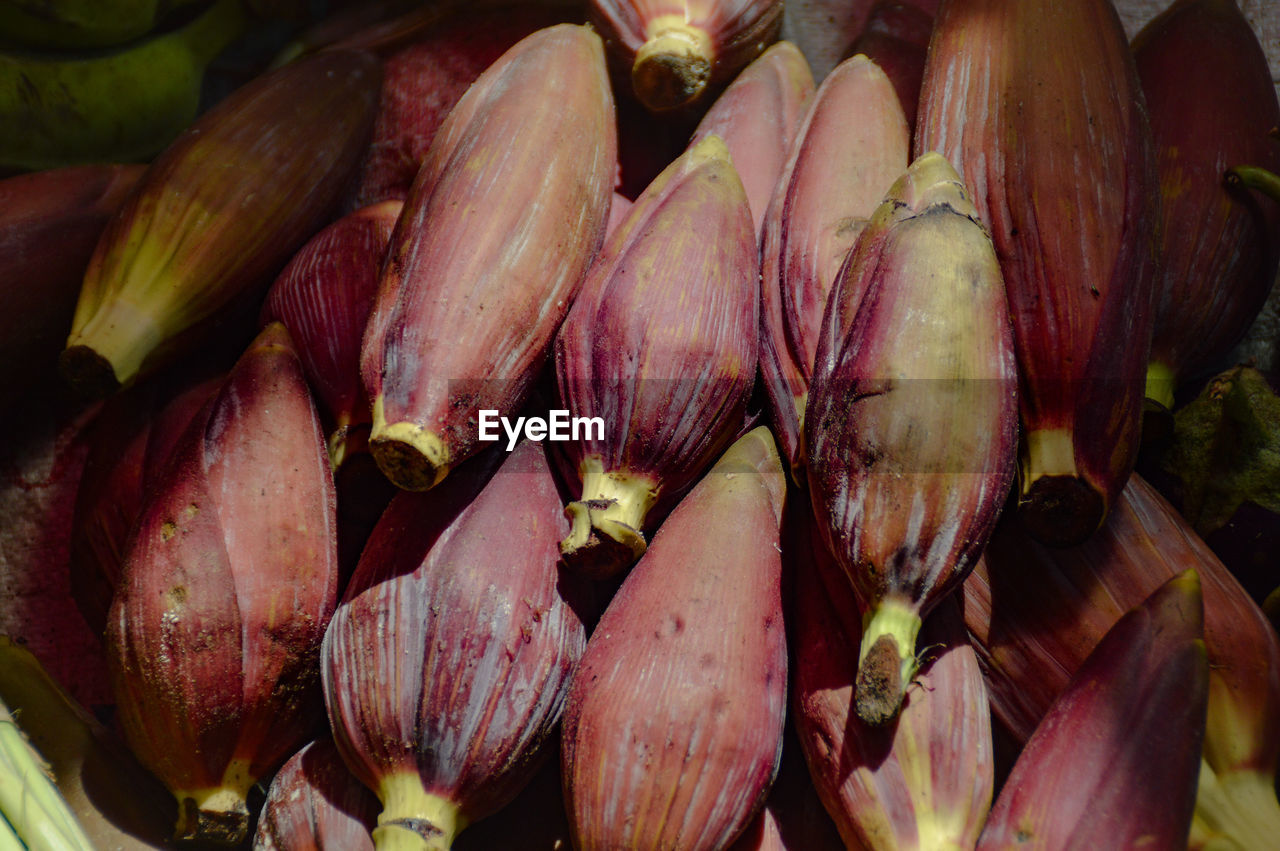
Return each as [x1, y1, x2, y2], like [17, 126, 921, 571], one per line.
[855, 633, 902, 726]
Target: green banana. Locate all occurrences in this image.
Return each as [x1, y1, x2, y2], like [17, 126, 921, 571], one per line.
[0, 0, 205, 51]
[0, 637, 173, 850]
[0, 700, 95, 850]
[0, 0, 247, 172]
[0, 666, 96, 851]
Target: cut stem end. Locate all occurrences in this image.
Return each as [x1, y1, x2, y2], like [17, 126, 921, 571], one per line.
[171, 761, 255, 845]
[1018, 428, 1103, 546]
[58, 345, 121, 400]
[633, 21, 713, 112]
[1017, 475, 1105, 547]
[62, 296, 164, 394]
[1225, 164, 1280, 203]
[559, 461, 658, 579]
[369, 396, 450, 491]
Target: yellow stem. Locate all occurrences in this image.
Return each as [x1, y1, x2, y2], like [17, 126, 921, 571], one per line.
[373, 773, 465, 851]
[859, 597, 923, 682]
[1018, 428, 1077, 490]
[62, 297, 165, 395]
[1145, 360, 1177, 413]
[1226, 165, 1280, 203]
[559, 457, 658, 577]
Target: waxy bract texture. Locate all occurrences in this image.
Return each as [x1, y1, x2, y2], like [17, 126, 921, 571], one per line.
[805, 152, 1016, 724]
[966, 473, 1280, 850]
[687, 39, 815, 235]
[759, 52, 909, 477]
[261, 199, 401, 469]
[554, 133, 758, 579]
[362, 24, 616, 493]
[107, 322, 339, 845]
[254, 738, 377, 851]
[561, 427, 787, 850]
[977, 572, 1207, 850]
[915, 0, 1160, 546]
[323, 439, 587, 849]
[791, 498, 993, 851]
[1135, 0, 1280, 412]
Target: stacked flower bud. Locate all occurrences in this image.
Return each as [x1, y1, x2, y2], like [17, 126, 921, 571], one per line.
[106, 323, 339, 845]
[554, 134, 758, 579]
[362, 24, 616, 493]
[916, 0, 1160, 546]
[759, 52, 909, 478]
[806, 152, 1017, 724]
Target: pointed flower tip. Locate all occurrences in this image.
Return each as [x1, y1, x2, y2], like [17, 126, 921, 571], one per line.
[539, 21, 606, 63]
[1154, 568, 1204, 633]
[749, 38, 813, 97]
[252, 320, 297, 354]
[889, 152, 981, 220]
[357, 198, 405, 223]
[687, 132, 733, 167]
[837, 52, 887, 81]
[762, 39, 806, 66]
[704, 428, 786, 522]
[1170, 568, 1202, 596]
[717, 425, 779, 468]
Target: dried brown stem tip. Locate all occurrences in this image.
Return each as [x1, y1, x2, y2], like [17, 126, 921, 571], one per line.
[1018, 475, 1105, 548]
[633, 21, 713, 111]
[561, 501, 647, 580]
[58, 344, 120, 399]
[1016, 429, 1105, 546]
[854, 634, 902, 727]
[175, 794, 250, 845]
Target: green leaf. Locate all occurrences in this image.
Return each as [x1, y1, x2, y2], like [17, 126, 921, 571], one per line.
[1162, 366, 1280, 534]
